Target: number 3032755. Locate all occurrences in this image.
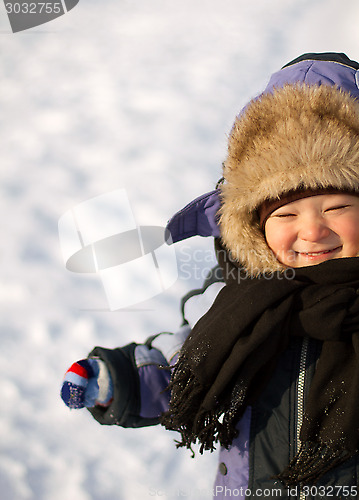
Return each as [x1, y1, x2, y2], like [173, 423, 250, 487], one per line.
[5, 3, 62, 14]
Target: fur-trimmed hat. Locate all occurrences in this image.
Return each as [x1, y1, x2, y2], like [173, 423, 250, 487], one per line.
[219, 57, 359, 275]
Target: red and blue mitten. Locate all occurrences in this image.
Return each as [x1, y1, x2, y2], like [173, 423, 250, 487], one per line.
[61, 358, 113, 409]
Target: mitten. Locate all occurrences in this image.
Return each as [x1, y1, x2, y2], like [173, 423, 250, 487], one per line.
[61, 358, 113, 409]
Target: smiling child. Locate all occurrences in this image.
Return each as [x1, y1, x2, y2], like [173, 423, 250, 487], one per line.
[62, 53, 359, 499]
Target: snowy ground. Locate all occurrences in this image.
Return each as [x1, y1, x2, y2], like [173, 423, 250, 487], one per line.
[1, 0, 359, 499]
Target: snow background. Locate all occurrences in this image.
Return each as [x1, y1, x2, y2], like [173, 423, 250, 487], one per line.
[1, 0, 359, 499]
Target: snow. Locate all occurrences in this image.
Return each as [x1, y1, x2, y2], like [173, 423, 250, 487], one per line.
[1, 0, 359, 498]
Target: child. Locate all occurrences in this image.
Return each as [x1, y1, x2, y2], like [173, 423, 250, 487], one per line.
[61, 52, 359, 499]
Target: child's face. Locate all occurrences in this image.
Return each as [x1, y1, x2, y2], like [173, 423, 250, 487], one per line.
[264, 193, 359, 268]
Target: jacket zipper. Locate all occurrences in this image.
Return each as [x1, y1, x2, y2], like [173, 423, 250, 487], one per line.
[297, 337, 309, 500]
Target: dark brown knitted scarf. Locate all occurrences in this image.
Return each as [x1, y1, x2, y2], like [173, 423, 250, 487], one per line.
[161, 242, 359, 486]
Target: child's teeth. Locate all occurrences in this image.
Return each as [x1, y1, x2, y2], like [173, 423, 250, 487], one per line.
[305, 251, 329, 255]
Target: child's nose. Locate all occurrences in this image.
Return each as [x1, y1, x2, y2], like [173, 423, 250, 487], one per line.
[298, 217, 331, 241]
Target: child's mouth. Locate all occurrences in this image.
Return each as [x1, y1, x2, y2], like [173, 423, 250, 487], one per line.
[298, 247, 342, 258]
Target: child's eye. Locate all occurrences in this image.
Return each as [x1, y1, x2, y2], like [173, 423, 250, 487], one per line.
[274, 213, 296, 218]
[324, 204, 350, 213]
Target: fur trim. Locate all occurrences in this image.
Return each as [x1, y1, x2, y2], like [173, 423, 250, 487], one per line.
[219, 84, 359, 275]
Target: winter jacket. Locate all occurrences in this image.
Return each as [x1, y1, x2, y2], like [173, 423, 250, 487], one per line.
[88, 270, 359, 500]
[87, 54, 359, 499]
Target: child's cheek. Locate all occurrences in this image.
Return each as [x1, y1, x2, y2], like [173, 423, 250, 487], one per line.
[266, 233, 293, 265]
[336, 217, 359, 255]
[347, 228, 359, 255]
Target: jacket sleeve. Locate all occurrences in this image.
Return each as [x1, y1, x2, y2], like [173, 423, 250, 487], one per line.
[87, 265, 225, 428]
[87, 326, 190, 428]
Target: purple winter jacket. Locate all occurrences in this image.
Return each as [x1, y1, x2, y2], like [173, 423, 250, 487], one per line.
[88, 53, 359, 499]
